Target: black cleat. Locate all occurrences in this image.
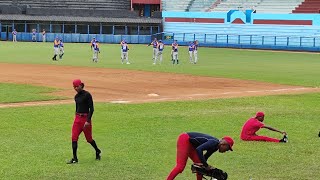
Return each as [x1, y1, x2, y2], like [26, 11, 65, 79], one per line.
[279, 135, 288, 143]
[66, 158, 78, 164]
[96, 150, 101, 160]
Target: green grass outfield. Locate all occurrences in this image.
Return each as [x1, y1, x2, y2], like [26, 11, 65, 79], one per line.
[0, 41, 320, 86]
[0, 42, 319, 179]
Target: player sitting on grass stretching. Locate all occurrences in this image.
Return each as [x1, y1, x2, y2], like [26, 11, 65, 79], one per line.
[241, 112, 288, 143]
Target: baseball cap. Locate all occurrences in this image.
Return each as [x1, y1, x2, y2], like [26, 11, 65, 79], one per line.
[73, 79, 82, 87]
[223, 136, 234, 151]
[256, 112, 265, 117]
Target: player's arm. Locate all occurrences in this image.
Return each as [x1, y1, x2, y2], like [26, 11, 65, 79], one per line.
[195, 141, 217, 167]
[262, 125, 286, 135]
[86, 93, 94, 123]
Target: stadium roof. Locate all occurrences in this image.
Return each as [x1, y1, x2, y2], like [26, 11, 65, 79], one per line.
[0, 14, 162, 24]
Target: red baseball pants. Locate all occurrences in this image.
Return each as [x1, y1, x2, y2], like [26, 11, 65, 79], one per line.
[167, 133, 203, 180]
[241, 135, 279, 143]
[71, 114, 93, 142]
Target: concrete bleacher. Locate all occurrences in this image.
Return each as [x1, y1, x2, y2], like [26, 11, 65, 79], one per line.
[293, 0, 320, 13]
[164, 23, 320, 46]
[211, 0, 304, 14]
[188, 0, 217, 12]
[162, 0, 192, 11]
[0, 0, 130, 10]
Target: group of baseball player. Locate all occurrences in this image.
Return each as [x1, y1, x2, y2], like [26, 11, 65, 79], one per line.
[63, 37, 199, 65]
[52, 37, 64, 61]
[11, 29, 46, 42]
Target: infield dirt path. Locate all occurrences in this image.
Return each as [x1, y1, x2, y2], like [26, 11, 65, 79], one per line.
[0, 63, 318, 107]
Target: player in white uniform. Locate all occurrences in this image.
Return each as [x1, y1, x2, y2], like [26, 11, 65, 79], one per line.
[59, 39, 65, 60]
[188, 41, 195, 64]
[92, 40, 100, 63]
[12, 29, 17, 42]
[52, 37, 60, 61]
[121, 41, 130, 64]
[148, 38, 158, 62]
[172, 40, 179, 65]
[154, 40, 164, 64]
[193, 40, 199, 64]
[42, 29, 46, 42]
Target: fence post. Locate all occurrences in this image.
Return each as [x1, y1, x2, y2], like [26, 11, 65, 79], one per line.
[227, 35, 229, 44]
[194, 34, 196, 41]
[24, 21, 27, 33]
[262, 36, 264, 45]
[274, 36, 276, 46]
[313, 37, 316, 47]
[300, 37, 302, 47]
[287, 37, 289, 46]
[250, 35, 252, 45]
[215, 34, 217, 43]
[238, 35, 240, 44]
[183, 33, 185, 41]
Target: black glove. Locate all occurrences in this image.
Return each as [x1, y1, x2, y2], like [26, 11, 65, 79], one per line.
[191, 163, 228, 180]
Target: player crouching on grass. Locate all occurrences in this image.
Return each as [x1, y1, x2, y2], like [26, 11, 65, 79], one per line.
[167, 132, 234, 180]
[240, 112, 288, 143]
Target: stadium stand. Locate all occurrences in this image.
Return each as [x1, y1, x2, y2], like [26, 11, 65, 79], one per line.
[162, 0, 192, 11]
[293, 0, 320, 13]
[211, 0, 304, 14]
[188, 0, 217, 12]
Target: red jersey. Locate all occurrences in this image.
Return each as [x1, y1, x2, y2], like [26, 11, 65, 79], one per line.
[241, 118, 264, 138]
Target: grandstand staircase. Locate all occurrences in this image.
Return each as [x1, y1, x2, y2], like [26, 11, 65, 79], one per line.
[293, 0, 320, 13]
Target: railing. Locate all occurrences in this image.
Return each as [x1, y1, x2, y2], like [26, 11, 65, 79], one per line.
[153, 32, 320, 51]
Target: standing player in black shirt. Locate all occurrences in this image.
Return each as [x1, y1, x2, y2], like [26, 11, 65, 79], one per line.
[67, 79, 101, 164]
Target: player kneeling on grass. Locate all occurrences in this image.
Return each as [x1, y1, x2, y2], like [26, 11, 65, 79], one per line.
[240, 112, 288, 143]
[167, 132, 234, 180]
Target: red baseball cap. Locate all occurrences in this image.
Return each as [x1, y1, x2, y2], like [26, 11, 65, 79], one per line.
[73, 79, 82, 87]
[223, 136, 234, 151]
[256, 112, 265, 117]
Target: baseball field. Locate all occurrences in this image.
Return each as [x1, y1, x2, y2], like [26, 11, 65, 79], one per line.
[0, 41, 319, 180]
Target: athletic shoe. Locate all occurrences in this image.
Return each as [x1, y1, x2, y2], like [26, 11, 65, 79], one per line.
[152, 63, 156, 65]
[96, 150, 101, 160]
[126, 62, 130, 64]
[279, 135, 288, 143]
[66, 158, 78, 164]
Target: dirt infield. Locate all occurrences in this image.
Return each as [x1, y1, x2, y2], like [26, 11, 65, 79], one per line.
[0, 63, 318, 107]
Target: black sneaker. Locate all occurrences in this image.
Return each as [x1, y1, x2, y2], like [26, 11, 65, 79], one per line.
[66, 158, 78, 164]
[96, 150, 101, 160]
[279, 135, 288, 143]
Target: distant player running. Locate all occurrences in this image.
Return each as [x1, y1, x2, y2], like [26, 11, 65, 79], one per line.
[92, 40, 100, 63]
[59, 39, 64, 60]
[241, 112, 288, 143]
[148, 38, 158, 62]
[52, 37, 60, 61]
[154, 40, 164, 64]
[121, 41, 130, 64]
[172, 40, 179, 65]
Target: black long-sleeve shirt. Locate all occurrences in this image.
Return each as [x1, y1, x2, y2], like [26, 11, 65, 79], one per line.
[187, 132, 220, 167]
[75, 90, 94, 122]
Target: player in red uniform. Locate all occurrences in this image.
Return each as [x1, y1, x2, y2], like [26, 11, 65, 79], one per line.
[167, 132, 234, 180]
[240, 112, 288, 143]
[67, 79, 101, 164]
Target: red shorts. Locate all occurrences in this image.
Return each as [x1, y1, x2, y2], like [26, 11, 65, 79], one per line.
[71, 114, 93, 142]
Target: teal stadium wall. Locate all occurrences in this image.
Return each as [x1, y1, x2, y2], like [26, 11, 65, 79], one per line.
[162, 11, 320, 51]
